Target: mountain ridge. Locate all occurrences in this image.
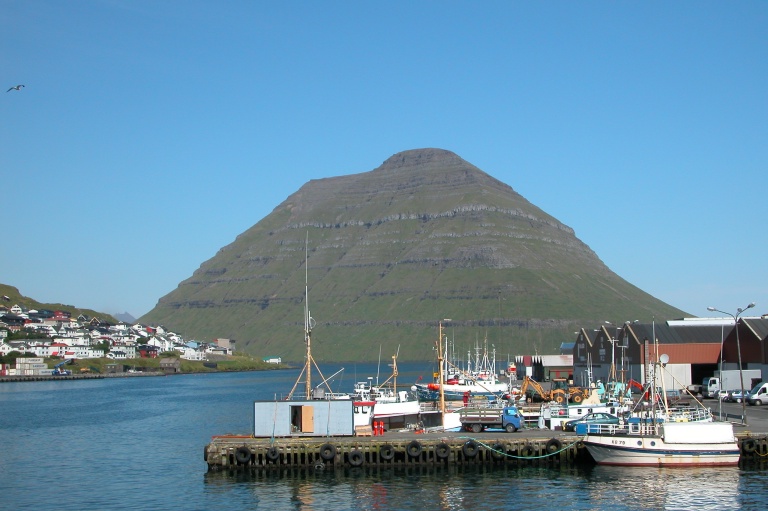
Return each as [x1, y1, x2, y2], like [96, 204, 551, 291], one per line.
[140, 148, 686, 361]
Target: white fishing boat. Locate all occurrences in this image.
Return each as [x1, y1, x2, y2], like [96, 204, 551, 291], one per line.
[582, 353, 739, 466]
[582, 419, 739, 466]
[412, 334, 509, 401]
[352, 400, 376, 428]
[352, 349, 422, 431]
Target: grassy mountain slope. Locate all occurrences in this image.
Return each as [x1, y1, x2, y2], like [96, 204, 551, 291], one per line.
[0, 284, 118, 323]
[141, 149, 686, 362]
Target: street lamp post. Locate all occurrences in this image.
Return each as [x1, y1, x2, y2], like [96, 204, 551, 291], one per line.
[717, 321, 725, 421]
[707, 303, 756, 426]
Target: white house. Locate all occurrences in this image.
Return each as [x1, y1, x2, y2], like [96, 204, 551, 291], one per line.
[178, 347, 206, 361]
[147, 336, 174, 352]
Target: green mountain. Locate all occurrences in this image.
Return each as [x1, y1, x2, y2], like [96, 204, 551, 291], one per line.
[140, 148, 686, 362]
[0, 283, 117, 323]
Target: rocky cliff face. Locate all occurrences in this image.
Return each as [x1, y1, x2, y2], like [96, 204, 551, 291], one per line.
[141, 149, 684, 361]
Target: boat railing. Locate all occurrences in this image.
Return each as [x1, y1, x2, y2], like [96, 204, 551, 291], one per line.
[582, 423, 626, 435]
[583, 419, 666, 436]
[668, 407, 712, 422]
[288, 391, 352, 401]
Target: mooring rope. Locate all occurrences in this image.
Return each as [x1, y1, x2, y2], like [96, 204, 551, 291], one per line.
[457, 435, 583, 460]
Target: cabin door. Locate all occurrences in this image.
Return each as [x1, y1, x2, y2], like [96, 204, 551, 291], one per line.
[290, 405, 314, 433]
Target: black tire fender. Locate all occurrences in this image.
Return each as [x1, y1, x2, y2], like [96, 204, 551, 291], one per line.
[546, 438, 563, 454]
[406, 440, 422, 458]
[491, 443, 506, 460]
[348, 449, 364, 467]
[235, 446, 251, 464]
[379, 444, 395, 461]
[266, 446, 280, 462]
[462, 440, 479, 458]
[320, 443, 337, 461]
[742, 438, 758, 454]
[520, 444, 535, 457]
[435, 442, 451, 460]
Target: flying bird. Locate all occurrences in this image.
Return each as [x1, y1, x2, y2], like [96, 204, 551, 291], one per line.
[6, 84, 25, 92]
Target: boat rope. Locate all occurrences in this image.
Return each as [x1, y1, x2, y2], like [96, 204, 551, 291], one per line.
[457, 435, 582, 459]
[270, 397, 278, 445]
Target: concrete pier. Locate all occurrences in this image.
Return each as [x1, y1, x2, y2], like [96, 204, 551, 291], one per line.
[204, 431, 768, 470]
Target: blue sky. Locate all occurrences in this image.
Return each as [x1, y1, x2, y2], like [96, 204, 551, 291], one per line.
[2, 1, 766, 321]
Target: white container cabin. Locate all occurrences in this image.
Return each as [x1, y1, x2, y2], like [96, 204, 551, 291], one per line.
[253, 400, 356, 437]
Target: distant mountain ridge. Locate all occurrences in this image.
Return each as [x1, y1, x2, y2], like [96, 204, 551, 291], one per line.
[113, 312, 136, 324]
[140, 148, 686, 361]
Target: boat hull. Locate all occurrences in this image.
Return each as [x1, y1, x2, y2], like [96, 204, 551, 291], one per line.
[583, 421, 740, 466]
[583, 438, 740, 466]
[413, 383, 508, 401]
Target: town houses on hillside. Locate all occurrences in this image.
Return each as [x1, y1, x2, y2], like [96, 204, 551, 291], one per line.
[0, 304, 234, 361]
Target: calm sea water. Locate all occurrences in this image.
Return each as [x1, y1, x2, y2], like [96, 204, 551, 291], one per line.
[1, 362, 766, 511]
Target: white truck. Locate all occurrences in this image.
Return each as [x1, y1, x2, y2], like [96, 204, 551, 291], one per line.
[702, 369, 762, 399]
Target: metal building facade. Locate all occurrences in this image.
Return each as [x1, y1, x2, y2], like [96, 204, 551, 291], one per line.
[253, 400, 354, 437]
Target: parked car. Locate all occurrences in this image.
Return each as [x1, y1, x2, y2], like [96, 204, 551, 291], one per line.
[716, 389, 732, 401]
[563, 412, 621, 432]
[727, 390, 746, 403]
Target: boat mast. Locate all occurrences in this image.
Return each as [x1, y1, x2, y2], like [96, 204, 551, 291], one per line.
[286, 233, 315, 400]
[392, 345, 400, 394]
[304, 233, 312, 397]
[437, 320, 449, 427]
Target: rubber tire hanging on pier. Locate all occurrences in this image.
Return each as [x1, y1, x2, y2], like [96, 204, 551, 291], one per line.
[235, 446, 251, 464]
[320, 443, 337, 461]
[462, 440, 479, 458]
[435, 442, 450, 460]
[406, 440, 422, 458]
[491, 443, 506, 460]
[545, 438, 563, 454]
[266, 446, 280, 462]
[379, 444, 395, 461]
[520, 444, 535, 458]
[348, 449, 364, 467]
[742, 438, 757, 454]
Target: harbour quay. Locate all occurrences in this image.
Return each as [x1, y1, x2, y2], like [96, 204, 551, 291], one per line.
[204, 429, 768, 471]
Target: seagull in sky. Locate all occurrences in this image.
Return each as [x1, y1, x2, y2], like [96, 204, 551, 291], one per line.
[6, 84, 25, 92]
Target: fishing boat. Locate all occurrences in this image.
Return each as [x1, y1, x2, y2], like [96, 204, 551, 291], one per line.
[582, 419, 739, 466]
[582, 353, 739, 466]
[351, 348, 421, 431]
[412, 334, 509, 401]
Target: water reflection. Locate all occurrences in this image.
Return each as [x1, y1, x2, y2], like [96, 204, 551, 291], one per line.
[203, 464, 750, 511]
[583, 465, 740, 511]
